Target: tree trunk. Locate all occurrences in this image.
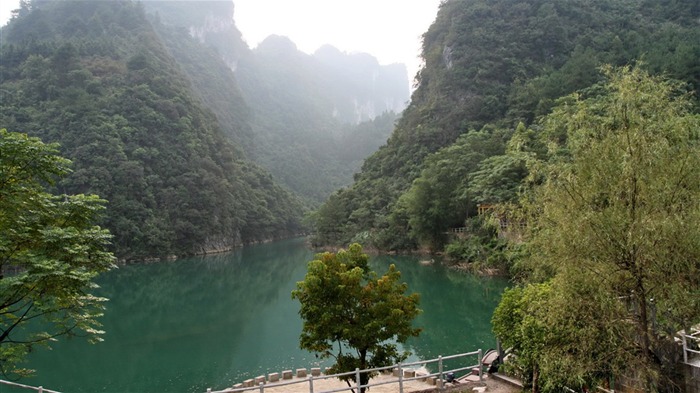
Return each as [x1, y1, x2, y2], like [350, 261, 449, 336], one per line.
[359, 348, 369, 393]
[635, 278, 656, 392]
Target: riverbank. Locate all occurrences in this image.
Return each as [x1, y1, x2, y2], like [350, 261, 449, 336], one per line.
[309, 242, 510, 278]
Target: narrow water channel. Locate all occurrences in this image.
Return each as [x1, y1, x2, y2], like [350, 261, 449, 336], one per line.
[10, 238, 508, 392]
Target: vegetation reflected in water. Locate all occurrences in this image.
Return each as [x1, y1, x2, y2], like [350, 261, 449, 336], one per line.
[14, 239, 507, 392]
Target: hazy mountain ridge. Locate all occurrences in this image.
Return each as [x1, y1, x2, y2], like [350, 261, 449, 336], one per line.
[311, 0, 700, 249]
[143, 0, 247, 70]
[0, 0, 304, 260]
[142, 1, 409, 204]
[144, 1, 409, 124]
[313, 44, 409, 124]
[0, 0, 411, 259]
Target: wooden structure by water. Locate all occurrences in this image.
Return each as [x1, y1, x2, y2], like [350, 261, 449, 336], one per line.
[446, 203, 520, 239]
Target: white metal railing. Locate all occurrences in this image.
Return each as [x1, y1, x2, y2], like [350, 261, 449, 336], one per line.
[0, 379, 61, 393]
[682, 328, 700, 365]
[207, 349, 483, 393]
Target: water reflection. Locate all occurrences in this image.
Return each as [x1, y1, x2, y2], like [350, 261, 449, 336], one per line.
[370, 255, 508, 371]
[17, 240, 508, 392]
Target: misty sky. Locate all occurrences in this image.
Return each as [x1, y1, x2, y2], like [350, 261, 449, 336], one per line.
[0, 0, 442, 84]
[233, 0, 442, 82]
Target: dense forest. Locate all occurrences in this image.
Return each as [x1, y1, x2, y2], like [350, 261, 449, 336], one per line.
[143, 0, 409, 204]
[310, 0, 700, 258]
[2, 0, 699, 390]
[0, 0, 306, 260]
[490, 66, 700, 392]
[307, 0, 700, 391]
[0, 0, 410, 259]
[236, 39, 405, 203]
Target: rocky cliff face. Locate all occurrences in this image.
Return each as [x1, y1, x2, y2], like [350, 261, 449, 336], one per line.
[188, 14, 240, 69]
[141, 0, 408, 204]
[144, 0, 249, 69]
[145, 1, 408, 125]
[315, 45, 409, 124]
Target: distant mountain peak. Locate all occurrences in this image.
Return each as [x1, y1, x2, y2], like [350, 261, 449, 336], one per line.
[256, 34, 299, 54]
[143, 0, 246, 68]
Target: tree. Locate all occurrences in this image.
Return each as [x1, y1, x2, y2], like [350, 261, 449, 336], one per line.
[402, 128, 510, 250]
[494, 66, 700, 392]
[492, 284, 552, 391]
[292, 244, 421, 393]
[0, 130, 115, 377]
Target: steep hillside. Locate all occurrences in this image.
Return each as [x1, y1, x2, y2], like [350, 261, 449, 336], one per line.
[140, 1, 409, 204]
[312, 0, 700, 250]
[145, 4, 257, 153]
[143, 0, 248, 70]
[313, 44, 408, 124]
[0, 0, 304, 260]
[234, 36, 404, 203]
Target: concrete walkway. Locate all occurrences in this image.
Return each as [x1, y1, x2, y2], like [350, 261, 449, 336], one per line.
[219, 373, 437, 393]
[214, 373, 520, 393]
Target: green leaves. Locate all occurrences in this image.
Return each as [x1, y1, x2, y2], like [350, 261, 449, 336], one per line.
[311, 0, 700, 254]
[0, 1, 307, 260]
[292, 244, 421, 390]
[0, 129, 115, 378]
[495, 66, 700, 391]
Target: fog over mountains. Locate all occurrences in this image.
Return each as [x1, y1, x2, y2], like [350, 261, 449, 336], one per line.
[0, 0, 411, 259]
[144, 0, 410, 202]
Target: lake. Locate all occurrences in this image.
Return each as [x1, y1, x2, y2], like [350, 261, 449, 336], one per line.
[9, 238, 509, 392]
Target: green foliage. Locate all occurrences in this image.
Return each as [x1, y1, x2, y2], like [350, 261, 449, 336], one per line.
[444, 217, 509, 272]
[0, 1, 305, 259]
[292, 244, 421, 392]
[492, 284, 552, 389]
[143, 1, 408, 207]
[234, 37, 405, 205]
[494, 67, 700, 391]
[467, 154, 528, 205]
[401, 128, 511, 250]
[311, 0, 700, 253]
[0, 129, 115, 378]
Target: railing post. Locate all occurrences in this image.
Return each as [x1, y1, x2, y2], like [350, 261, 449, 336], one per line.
[259, 381, 264, 393]
[478, 348, 483, 382]
[398, 362, 404, 393]
[309, 375, 314, 393]
[438, 355, 443, 390]
[206, 388, 211, 393]
[683, 332, 688, 363]
[355, 368, 361, 392]
[39, 387, 43, 393]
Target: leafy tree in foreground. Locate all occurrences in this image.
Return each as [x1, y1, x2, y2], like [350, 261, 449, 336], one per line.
[292, 244, 421, 393]
[0, 130, 115, 377]
[493, 66, 700, 392]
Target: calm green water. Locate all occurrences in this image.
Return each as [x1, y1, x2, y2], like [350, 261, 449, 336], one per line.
[10, 238, 508, 393]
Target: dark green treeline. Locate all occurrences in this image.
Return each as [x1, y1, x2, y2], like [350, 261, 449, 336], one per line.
[310, 0, 700, 254]
[0, 0, 304, 260]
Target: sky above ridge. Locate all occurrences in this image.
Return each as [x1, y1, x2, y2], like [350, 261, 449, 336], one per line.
[233, 0, 442, 84]
[0, 0, 442, 86]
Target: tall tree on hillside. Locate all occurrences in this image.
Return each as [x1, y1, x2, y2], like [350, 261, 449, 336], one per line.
[0, 130, 115, 377]
[494, 67, 700, 392]
[292, 244, 421, 393]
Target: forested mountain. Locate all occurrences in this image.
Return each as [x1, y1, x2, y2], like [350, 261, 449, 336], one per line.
[0, 0, 304, 260]
[143, 0, 248, 70]
[142, 1, 409, 204]
[236, 37, 404, 203]
[311, 0, 700, 251]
